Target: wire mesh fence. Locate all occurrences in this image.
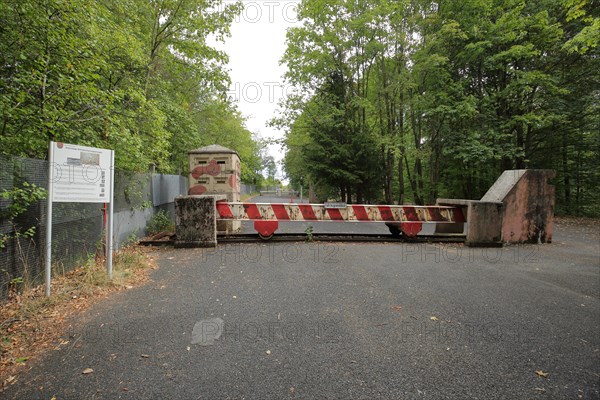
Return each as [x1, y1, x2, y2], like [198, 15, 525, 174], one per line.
[240, 183, 257, 195]
[0, 155, 186, 299]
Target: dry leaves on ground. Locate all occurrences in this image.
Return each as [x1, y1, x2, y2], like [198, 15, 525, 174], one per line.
[0, 246, 158, 391]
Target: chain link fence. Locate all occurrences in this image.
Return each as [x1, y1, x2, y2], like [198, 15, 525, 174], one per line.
[0, 155, 186, 299]
[240, 183, 257, 195]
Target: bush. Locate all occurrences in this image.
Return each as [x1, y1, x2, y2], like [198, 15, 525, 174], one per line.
[146, 210, 174, 235]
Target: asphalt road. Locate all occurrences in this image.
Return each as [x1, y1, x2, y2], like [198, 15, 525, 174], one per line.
[3, 197, 599, 399]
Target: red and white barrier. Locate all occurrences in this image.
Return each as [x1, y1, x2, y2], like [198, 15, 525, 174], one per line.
[215, 201, 465, 238]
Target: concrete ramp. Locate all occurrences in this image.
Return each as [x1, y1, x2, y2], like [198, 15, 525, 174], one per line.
[437, 169, 556, 246]
[484, 169, 556, 243]
[481, 170, 527, 202]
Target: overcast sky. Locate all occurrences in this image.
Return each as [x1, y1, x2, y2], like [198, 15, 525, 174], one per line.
[214, 0, 301, 182]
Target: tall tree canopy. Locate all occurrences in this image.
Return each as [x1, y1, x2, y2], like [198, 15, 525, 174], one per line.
[0, 0, 263, 182]
[278, 0, 599, 216]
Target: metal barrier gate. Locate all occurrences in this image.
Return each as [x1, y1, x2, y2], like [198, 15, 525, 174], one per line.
[216, 201, 466, 239]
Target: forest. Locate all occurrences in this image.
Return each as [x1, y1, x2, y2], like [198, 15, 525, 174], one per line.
[0, 0, 265, 184]
[276, 0, 599, 216]
[1, 0, 598, 215]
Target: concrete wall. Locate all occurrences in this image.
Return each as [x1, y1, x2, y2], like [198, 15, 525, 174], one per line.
[113, 174, 187, 249]
[482, 169, 555, 243]
[437, 169, 556, 246]
[153, 174, 188, 207]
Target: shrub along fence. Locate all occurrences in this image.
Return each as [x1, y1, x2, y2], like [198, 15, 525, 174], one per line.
[0, 155, 187, 299]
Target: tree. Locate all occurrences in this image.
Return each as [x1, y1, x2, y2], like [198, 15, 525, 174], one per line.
[278, 0, 598, 214]
[0, 0, 263, 183]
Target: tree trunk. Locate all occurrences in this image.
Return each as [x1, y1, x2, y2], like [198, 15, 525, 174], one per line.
[356, 185, 363, 204]
[515, 125, 526, 169]
[562, 129, 570, 206]
[398, 157, 405, 204]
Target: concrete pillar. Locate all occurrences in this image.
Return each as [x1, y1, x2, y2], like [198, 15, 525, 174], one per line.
[174, 195, 225, 248]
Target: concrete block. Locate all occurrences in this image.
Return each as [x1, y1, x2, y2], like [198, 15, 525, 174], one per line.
[436, 199, 502, 246]
[465, 201, 504, 247]
[481, 170, 527, 203]
[436, 169, 555, 246]
[482, 169, 555, 243]
[175, 195, 225, 248]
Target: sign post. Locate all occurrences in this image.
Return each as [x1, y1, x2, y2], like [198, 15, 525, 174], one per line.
[45, 142, 114, 296]
[45, 144, 55, 297]
[106, 150, 115, 279]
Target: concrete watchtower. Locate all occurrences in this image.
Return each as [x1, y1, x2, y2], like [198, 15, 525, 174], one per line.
[187, 144, 241, 233]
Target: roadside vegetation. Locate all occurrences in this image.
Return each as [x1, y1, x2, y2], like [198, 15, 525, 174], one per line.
[0, 0, 266, 183]
[145, 210, 176, 236]
[276, 0, 599, 217]
[0, 245, 156, 390]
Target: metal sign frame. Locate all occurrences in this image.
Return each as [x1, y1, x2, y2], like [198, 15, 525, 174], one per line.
[45, 141, 115, 296]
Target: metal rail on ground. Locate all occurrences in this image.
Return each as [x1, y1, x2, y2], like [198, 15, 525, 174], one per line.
[140, 232, 466, 246]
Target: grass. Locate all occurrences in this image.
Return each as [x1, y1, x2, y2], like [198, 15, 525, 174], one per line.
[0, 246, 156, 390]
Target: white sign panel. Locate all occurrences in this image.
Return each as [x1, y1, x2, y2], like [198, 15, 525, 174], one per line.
[46, 141, 115, 296]
[324, 202, 347, 209]
[49, 141, 113, 203]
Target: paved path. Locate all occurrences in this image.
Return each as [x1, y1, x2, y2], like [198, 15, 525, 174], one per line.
[3, 208, 599, 399]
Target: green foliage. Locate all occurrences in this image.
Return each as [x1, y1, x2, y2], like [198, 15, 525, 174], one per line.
[0, 0, 261, 181]
[122, 230, 140, 248]
[278, 0, 599, 215]
[10, 277, 24, 285]
[146, 210, 174, 235]
[0, 182, 47, 220]
[0, 182, 47, 249]
[562, 0, 600, 54]
[304, 225, 314, 242]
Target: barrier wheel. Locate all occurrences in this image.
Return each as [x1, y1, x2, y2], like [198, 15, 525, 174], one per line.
[258, 233, 274, 241]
